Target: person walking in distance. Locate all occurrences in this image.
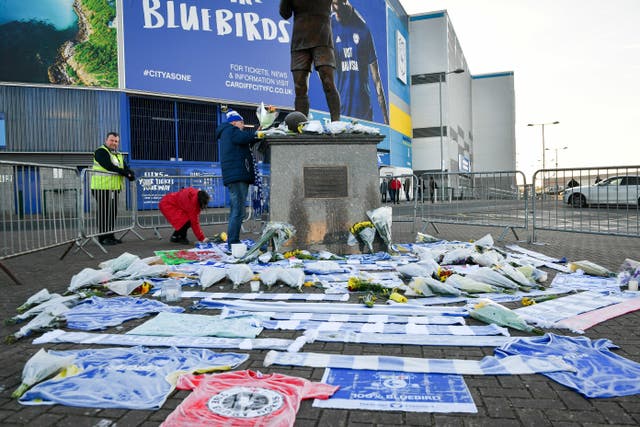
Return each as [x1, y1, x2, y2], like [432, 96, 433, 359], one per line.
[380, 178, 388, 203]
[90, 132, 135, 246]
[429, 176, 438, 203]
[404, 177, 412, 201]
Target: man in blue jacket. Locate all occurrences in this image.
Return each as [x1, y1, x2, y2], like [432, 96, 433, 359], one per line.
[215, 110, 258, 249]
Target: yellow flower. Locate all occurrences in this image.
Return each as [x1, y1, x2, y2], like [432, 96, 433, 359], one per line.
[389, 291, 407, 303]
[349, 221, 374, 235]
[521, 297, 536, 306]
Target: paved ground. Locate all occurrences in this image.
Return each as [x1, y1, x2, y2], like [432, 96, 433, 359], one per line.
[1, 218, 639, 427]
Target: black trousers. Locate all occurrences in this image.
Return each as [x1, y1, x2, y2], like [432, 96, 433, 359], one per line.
[92, 189, 119, 240]
[173, 221, 191, 239]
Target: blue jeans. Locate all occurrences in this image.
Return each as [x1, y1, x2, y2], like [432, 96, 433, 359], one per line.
[227, 181, 249, 248]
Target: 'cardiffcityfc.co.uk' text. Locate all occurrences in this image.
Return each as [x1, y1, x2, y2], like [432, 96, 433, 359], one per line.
[141, 0, 290, 43]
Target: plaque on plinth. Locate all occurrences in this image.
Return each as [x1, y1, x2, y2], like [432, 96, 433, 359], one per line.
[266, 134, 383, 253]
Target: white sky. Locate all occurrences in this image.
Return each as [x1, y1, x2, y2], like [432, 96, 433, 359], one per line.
[398, 0, 640, 177]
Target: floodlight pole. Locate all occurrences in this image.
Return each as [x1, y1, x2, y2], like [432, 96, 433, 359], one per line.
[527, 121, 560, 170]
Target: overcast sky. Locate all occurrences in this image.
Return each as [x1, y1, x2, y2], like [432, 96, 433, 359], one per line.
[398, 0, 640, 177]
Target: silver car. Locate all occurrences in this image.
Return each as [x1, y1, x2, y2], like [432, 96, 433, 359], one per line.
[563, 176, 640, 207]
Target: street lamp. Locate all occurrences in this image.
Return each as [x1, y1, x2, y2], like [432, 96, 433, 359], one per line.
[439, 68, 464, 172]
[545, 146, 568, 169]
[527, 121, 559, 170]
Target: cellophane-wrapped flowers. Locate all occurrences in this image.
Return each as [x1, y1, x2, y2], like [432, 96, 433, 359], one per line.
[243, 222, 296, 260]
[256, 102, 279, 129]
[347, 221, 376, 253]
[367, 207, 393, 252]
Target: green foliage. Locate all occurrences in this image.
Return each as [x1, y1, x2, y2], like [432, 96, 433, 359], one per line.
[73, 0, 118, 87]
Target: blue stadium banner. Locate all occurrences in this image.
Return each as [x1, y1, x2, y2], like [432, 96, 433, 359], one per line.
[309, 0, 389, 124]
[0, 112, 5, 148]
[122, 0, 294, 106]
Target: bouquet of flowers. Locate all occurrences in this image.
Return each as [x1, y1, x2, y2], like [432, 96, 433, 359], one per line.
[470, 298, 543, 334]
[243, 222, 296, 260]
[366, 206, 393, 252]
[347, 221, 376, 253]
[283, 249, 315, 260]
[12, 349, 75, 398]
[256, 102, 279, 129]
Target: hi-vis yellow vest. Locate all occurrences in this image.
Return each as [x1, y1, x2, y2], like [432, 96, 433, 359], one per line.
[91, 146, 124, 190]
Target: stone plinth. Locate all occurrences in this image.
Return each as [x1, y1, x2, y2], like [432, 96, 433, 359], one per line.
[267, 134, 383, 253]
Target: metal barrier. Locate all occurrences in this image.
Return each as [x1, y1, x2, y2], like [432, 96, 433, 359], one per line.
[416, 171, 528, 241]
[0, 160, 82, 284]
[379, 173, 418, 233]
[134, 173, 270, 238]
[79, 168, 141, 253]
[531, 166, 640, 241]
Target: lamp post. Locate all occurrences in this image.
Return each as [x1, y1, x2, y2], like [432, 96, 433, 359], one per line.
[545, 146, 568, 169]
[439, 68, 464, 172]
[527, 121, 559, 170]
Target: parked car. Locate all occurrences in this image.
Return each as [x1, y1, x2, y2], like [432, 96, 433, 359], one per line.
[545, 184, 565, 195]
[563, 175, 640, 207]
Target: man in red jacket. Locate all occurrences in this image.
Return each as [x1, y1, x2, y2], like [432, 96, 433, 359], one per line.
[159, 188, 210, 244]
[389, 177, 402, 204]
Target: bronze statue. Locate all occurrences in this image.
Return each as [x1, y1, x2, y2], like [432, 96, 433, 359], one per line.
[279, 0, 341, 122]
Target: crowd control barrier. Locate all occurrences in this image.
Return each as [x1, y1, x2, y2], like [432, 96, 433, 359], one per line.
[531, 166, 640, 241]
[379, 173, 419, 233]
[416, 171, 528, 241]
[0, 161, 82, 285]
[79, 168, 141, 253]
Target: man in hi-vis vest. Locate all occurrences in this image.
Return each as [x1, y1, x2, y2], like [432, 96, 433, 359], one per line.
[91, 132, 135, 245]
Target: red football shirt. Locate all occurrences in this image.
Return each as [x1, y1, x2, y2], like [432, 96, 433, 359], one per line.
[161, 370, 338, 427]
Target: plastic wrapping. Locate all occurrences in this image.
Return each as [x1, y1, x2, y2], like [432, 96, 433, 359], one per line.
[12, 349, 75, 398]
[301, 120, 324, 134]
[415, 232, 441, 243]
[325, 120, 351, 134]
[226, 264, 254, 289]
[256, 102, 279, 129]
[279, 268, 306, 291]
[98, 252, 140, 272]
[469, 298, 541, 334]
[396, 263, 435, 279]
[471, 250, 504, 267]
[349, 221, 376, 252]
[569, 260, 615, 277]
[9, 294, 82, 324]
[473, 234, 495, 250]
[10, 303, 70, 342]
[367, 207, 393, 252]
[426, 277, 463, 296]
[407, 277, 436, 297]
[441, 248, 474, 265]
[260, 267, 286, 289]
[244, 222, 296, 260]
[467, 267, 519, 290]
[199, 266, 228, 290]
[495, 262, 535, 288]
[303, 261, 344, 275]
[114, 260, 169, 280]
[16, 289, 58, 314]
[446, 274, 500, 294]
[68, 268, 113, 292]
[105, 279, 146, 296]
